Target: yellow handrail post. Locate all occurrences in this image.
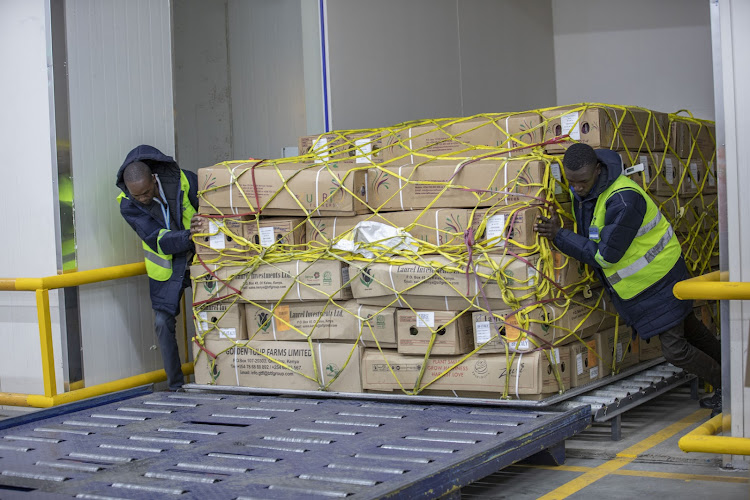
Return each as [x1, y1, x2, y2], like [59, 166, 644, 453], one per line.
[36, 289, 57, 398]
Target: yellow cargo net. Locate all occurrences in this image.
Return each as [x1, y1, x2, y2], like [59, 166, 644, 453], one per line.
[190, 102, 717, 398]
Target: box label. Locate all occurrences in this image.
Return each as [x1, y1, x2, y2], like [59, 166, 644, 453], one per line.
[640, 155, 651, 183]
[476, 321, 492, 343]
[562, 112, 581, 140]
[590, 366, 599, 379]
[416, 312, 435, 328]
[576, 352, 584, 375]
[220, 328, 236, 339]
[355, 139, 372, 164]
[259, 227, 275, 247]
[689, 162, 699, 188]
[208, 221, 225, 250]
[664, 158, 675, 183]
[509, 339, 531, 350]
[275, 305, 291, 331]
[486, 215, 506, 247]
[616, 342, 624, 362]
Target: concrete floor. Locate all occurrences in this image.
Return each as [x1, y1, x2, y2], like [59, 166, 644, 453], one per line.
[461, 386, 749, 499]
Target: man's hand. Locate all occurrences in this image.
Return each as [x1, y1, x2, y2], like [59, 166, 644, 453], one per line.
[534, 208, 561, 240]
[190, 214, 207, 236]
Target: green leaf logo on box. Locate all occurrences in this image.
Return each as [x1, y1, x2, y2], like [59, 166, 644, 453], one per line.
[325, 363, 340, 378]
[203, 279, 216, 293]
[359, 267, 374, 288]
[254, 311, 272, 332]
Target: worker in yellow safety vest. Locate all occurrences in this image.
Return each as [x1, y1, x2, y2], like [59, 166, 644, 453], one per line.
[534, 143, 722, 416]
[116, 145, 203, 391]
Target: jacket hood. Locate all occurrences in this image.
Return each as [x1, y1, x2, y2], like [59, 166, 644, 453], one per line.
[116, 145, 179, 193]
[573, 148, 623, 202]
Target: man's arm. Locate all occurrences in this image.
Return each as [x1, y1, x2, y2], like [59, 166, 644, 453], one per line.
[553, 190, 647, 268]
[120, 200, 192, 255]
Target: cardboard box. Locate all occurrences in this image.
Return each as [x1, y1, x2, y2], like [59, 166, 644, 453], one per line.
[620, 152, 680, 196]
[471, 290, 614, 354]
[472, 206, 542, 252]
[651, 195, 688, 233]
[191, 260, 352, 304]
[244, 300, 397, 347]
[672, 119, 716, 160]
[637, 334, 663, 361]
[360, 347, 569, 397]
[193, 339, 363, 392]
[570, 339, 599, 387]
[349, 254, 542, 309]
[543, 106, 669, 153]
[307, 208, 479, 249]
[243, 217, 306, 248]
[194, 300, 247, 340]
[367, 159, 550, 212]
[396, 310, 474, 356]
[194, 216, 250, 260]
[596, 326, 639, 377]
[299, 131, 385, 165]
[678, 158, 706, 196]
[379, 113, 544, 162]
[198, 161, 368, 216]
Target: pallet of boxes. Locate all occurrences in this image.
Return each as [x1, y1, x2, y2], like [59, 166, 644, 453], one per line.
[190, 102, 718, 400]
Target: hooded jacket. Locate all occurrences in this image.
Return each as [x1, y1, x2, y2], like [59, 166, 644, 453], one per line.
[116, 145, 199, 315]
[552, 149, 692, 338]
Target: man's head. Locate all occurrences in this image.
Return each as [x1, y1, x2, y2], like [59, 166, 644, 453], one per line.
[562, 143, 602, 198]
[123, 161, 157, 205]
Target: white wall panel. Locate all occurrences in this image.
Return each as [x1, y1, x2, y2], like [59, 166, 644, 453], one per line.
[174, 0, 233, 173]
[553, 0, 714, 118]
[66, 0, 175, 385]
[714, 0, 750, 464]
[228, 0, 307, 159]
[0, 0, 64, 394]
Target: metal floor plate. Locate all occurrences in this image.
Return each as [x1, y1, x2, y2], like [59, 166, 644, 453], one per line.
[0, 391, 589, 499]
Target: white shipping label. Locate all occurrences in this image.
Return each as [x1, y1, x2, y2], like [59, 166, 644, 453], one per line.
[590, 366, 599, 379]
[550, 162, 562, 181]
[690, 162, 699, 187]
[553, 348, 561, 364]
[355, 138, 373, 164]
[476, 321, 492, 343]
[258, 227, 276, 247]
[219, 328, 236, 339]
[198, 312, 210, 331]
[313, 137, 329, 164]
[510, 339, 531, 350]
[208, 221, 225, 250]
[342, 266, 350, 283]
[528, 266, 537, 287]
[640, 156, 651, 183]
[561, 112, 581, 140]
[616, 342, 624, 363]
[485, 215, 506, 247]
[709, 164, 716, 186]
[576, 353, 584, 375]
[416, 312, 435, 328]
[665, 158, 675, 184]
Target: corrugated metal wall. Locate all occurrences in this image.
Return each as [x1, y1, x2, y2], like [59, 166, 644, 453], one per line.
[0, 0, 64, 395]
[65, 0, 176, 386]
[228, 0, 308, 159]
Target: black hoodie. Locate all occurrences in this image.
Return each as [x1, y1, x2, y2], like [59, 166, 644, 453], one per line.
[116, 145, 199, 315]
[553, 149, 692, 338]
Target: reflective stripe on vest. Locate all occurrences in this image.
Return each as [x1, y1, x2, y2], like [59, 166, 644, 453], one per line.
[586, 175, 681, 300]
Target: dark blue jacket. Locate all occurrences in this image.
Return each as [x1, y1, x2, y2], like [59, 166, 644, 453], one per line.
[116, 145, 199, 316]
[552, 149, 692, 338]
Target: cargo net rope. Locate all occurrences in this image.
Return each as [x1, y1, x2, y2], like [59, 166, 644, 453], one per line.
[190, 102, 718, 399]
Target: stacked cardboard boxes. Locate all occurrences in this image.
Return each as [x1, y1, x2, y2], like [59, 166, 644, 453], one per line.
[190, 102, 717, 398]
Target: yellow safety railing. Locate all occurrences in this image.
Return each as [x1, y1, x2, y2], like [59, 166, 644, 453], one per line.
[0, 263, 193, 408]
[673, 271, 750, 455]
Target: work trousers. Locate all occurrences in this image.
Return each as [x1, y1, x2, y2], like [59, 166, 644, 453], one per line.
[155, 310, 185, 391]
[659, 312, 722, 389]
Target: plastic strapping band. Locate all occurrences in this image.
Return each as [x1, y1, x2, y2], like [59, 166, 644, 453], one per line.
[332, 217, 337, 239]
[271, 309, 277, 341]
[357, 304, 364, 345]
[398, 165, 404, 211]
[503, 161, 508, 205]
[435, 210, 441, 245]
[514, 353, 523, 399]
[444, 295, 449, 311]
[317, 343, 325, 386]
[230, 165, 242, 215]
[315, 166, 326, 216]
[505, 116, 511, 157]
[409, 127, 414, 164]
[296, 260, 303, 301]
[389, 265, 403, 307]
[365, 171, 369, 203]
[234, 347, 240, 386]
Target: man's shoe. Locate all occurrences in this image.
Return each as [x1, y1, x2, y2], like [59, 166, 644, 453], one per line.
[699, 388, 722, 410]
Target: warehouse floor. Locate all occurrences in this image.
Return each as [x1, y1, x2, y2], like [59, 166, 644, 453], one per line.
[461, 385, 748, 499]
